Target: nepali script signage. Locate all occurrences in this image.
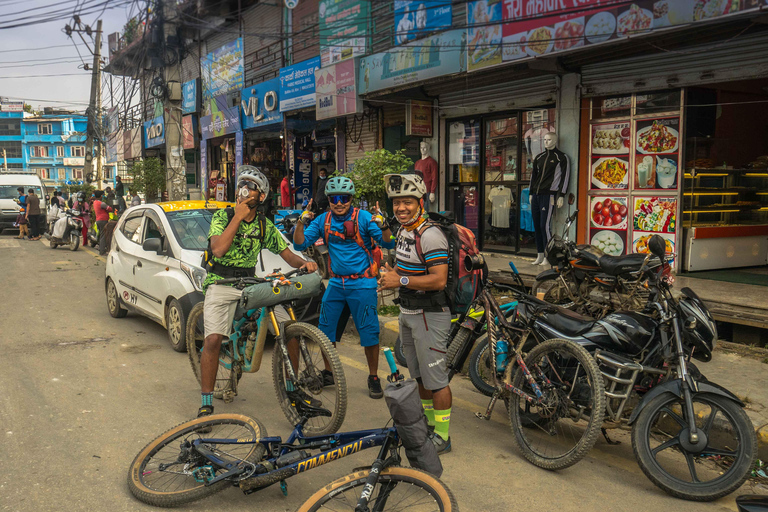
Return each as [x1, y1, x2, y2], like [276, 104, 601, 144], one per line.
[358, 29, 466, 95]
[319, 0, 370, 67]
[240, 78, 283, 129]
[279, 56, 322, 112]
[182, 79, 200, 114]
[467, 0, 768, 73]
[200, 95, 241, 141]
[201, 38, 244, 102]
[316, 59, 362, 120]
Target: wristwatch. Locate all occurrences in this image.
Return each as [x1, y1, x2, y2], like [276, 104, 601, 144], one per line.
[399, 276, 410, 287]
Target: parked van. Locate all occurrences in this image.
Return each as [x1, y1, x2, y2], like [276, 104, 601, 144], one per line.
[0, 173, 48, 234]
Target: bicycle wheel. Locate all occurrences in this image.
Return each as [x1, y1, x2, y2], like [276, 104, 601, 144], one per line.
[445, 326, 474, 375]
[186, 302, 242, 401]
[468, 335, 495, 397]
[507, 338, 605, 470]
[531, 275, 577, 309]
[631, 392, 756, 501]
[272, 322, 347, 435]
[394, 336, 408, 368]
[127, 414, 267, 507]
[297, 467, 458, 512]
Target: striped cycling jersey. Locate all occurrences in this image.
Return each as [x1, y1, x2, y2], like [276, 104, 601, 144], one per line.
[395, 224, 449, 275]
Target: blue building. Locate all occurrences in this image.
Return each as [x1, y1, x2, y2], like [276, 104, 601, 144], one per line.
[22, 115, 88, 189]
[0, 111, 26, 172]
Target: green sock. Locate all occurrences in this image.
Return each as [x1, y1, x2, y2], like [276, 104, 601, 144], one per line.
[421, 399, 435, 427]
[434, 408, 451, 441]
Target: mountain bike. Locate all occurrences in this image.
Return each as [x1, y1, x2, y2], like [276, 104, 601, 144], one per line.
[186, 269, 347, 436]
[128, 349, 458, 511]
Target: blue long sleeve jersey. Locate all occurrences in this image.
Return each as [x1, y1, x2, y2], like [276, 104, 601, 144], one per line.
[294, 209, 395, 289]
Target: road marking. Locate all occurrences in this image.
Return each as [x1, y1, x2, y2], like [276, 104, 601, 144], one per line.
[82, 244, 107, 262]
[384, 320, 398, 333]
[0, 239, 20, 248]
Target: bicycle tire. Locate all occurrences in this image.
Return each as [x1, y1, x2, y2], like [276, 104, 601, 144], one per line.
[531, 275, 576, 309]
[127, 414, 267, 508]
[445, 326, 474, 376]
[469, 334, 539, 397]
[272, 322, 347, 435]
[297, 466, 458, 512]
[507, 338, 605, 470]
[394, 336, 408, 368]
[186, 302, 241, 400]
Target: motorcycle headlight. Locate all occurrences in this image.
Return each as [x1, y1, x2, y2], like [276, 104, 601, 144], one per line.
[181, 263, 207, 292]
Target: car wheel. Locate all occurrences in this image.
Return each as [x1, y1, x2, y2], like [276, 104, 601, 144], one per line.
[107, 278, 128, 318]
[166, 298, 187, 352]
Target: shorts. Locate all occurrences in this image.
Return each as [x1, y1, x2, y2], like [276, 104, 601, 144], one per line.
[319, 283, 380, 347]
[399, 311, 451, 391]
[204, 284, 289, 338]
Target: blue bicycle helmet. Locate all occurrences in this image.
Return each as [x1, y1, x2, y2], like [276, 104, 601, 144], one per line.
[325, 176, 355, 196]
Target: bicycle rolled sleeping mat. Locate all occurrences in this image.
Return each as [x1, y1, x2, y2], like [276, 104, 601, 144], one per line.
[238, 272, 323, 313]
[384, 379, 443, 477]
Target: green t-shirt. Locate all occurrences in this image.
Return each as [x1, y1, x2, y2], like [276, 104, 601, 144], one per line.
[202, 209, 288, 290]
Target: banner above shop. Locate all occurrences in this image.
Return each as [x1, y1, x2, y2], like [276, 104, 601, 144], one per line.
[468, 0, 768, 73]
[358, 29, 466, 95]
[406, 100, 432, 137]
[200, 95, 241, 141]
[182, 115, 197, 149]
[201, 38, 244, 101]
[394, 0, 452, 45]
[319, 0, 370, 67]
[240, 78, 283, 130]
[279, 56, 321, 112]
[0, 101, 24, 112]
[144, 115, 165, 148]
[316, 59, 362, 120]
[182, 79, 200, 114]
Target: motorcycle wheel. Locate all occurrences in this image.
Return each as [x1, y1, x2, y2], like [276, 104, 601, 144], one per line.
[69, 231, 80, 251]
[531, 274, 577, 309]
[631, 392, 756, 501]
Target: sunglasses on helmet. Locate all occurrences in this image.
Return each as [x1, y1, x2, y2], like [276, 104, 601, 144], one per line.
[237, 180, 259, 191]
[329, 195, 351, 205]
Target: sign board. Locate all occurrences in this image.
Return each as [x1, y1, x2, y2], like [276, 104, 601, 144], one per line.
[201, 143, 208, 199]
[182, 79, 200, 114]
[144, 115, 165, 148]
[63, 157, 85, 166]
[0, 101, 24, 112]
[294, 157, 312, 206]
[358, 29, 466, 95]
[235, 131, 243, 168]
[406, 100, 433, 137]
[279, 56, 321, 112]
[240, 78, 283, 130]
[106, 137, 118, 163]
[201, 95, 241, 140]
[319, 0, 370, 67]
[181, 115, 197, 149]
[394, 0, 452, 45]
[123, 127, 142, 160]
[201, 38, 244, 102]
[316, 59, 362, 120]
[106, 106, 119, 134]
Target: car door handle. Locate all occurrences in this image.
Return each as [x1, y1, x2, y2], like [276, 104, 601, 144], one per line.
[137, 260, 143, 268]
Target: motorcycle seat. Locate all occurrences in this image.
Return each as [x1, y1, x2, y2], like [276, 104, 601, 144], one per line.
[597, 253, 648, 276]
[540, 307, 596, 337]
[575, 246, 604, 267]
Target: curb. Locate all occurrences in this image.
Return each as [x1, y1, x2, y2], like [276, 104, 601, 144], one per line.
[370, 315, 768, 460]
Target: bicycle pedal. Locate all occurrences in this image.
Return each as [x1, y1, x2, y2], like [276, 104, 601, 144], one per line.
[475, 411, 491, 420]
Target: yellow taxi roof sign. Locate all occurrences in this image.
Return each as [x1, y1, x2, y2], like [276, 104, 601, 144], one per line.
[157, 200, 234, 212]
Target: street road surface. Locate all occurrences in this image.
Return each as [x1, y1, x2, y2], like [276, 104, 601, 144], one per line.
[0, 232, 760, 511]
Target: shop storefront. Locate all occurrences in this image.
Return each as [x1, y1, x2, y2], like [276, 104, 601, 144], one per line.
[182, 79, 201, 197]
[579, 30, 768, 273]
[201, 95, 242, 201]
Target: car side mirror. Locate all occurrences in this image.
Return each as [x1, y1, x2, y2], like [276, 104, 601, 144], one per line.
[142, 237, 163, 255]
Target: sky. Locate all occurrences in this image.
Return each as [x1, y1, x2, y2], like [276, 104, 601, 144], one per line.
[0, 0, 143, 112]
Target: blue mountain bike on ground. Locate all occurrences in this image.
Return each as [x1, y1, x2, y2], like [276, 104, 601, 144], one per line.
[128, 349, 458, 511]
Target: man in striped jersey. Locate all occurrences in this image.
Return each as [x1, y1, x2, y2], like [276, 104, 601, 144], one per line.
[378, 173, 453, 455]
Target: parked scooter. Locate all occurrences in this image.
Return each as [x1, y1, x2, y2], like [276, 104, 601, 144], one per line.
[47, 208, 82, 251]
[514, 235, 756, 501]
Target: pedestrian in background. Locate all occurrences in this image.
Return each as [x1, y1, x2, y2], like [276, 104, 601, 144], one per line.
[130, 189, 141, 207]
[115, 176, 127, 213]
[15, 187, 28, 240]
[280, 170, 297, 209]
[25, 188, 42, 241]
[73, 192, 91, 247]
[93, 190, 113, 255]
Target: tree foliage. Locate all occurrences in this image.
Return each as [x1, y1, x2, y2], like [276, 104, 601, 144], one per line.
[129, 158, 166, 202]
[123, 17, 139, 44]
[345, 149, 413, 207]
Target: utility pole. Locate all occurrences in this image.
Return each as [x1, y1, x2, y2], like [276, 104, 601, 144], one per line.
[81, 19, 102, 187]
[162, 0, 186, 200]
[2, 149, 7, 172]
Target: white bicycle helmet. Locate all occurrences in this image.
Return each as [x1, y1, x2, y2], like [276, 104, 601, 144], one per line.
[237, 165, 270, 196]
[384, 173, 426, 199]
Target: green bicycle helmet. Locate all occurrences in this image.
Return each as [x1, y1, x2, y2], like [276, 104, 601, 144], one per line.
[325, 176, 355, 196]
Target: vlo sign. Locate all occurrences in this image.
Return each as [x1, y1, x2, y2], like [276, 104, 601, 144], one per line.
[144, 115, 165, 148]
[240, 78, 283, 130]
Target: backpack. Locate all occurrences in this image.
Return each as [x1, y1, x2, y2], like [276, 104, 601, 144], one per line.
[323, 207, 382, 279]
[414, 212, 487, 315]
[201, 207, 267, 274]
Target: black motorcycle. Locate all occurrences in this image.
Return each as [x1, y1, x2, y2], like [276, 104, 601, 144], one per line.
[519, 235, 756, 501]
[533, 208, 660, 318]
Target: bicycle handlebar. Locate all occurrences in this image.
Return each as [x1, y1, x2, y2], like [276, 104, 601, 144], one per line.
[214, 268, 306, 286]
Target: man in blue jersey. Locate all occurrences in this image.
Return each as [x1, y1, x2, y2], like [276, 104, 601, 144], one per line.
[294, 176, 395, 398]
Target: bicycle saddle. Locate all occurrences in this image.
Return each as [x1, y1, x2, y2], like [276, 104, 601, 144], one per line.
[289, 391, 332, 418]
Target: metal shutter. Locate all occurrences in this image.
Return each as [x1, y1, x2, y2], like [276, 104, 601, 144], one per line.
[437, 75, 558, 118]
[371, 1, 393, 54]
[381, 103, 404, 128]
[243, 3, 283, 86]
[345, 111, 378, 169]
[581, 31, 768, 97]
[292, 0, 319, 64]
[181, 50, 200, 83]
[206, 22, 239, 55]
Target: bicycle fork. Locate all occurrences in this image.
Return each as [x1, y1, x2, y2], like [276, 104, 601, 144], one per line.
[354, 433, 397, 512]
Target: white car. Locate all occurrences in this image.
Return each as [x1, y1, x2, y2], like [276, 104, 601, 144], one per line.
[104, 200, 315, 351]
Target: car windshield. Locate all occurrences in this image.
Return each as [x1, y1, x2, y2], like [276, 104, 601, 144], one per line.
[0, 185, 42, 199]
[166, 209, 214, 250]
